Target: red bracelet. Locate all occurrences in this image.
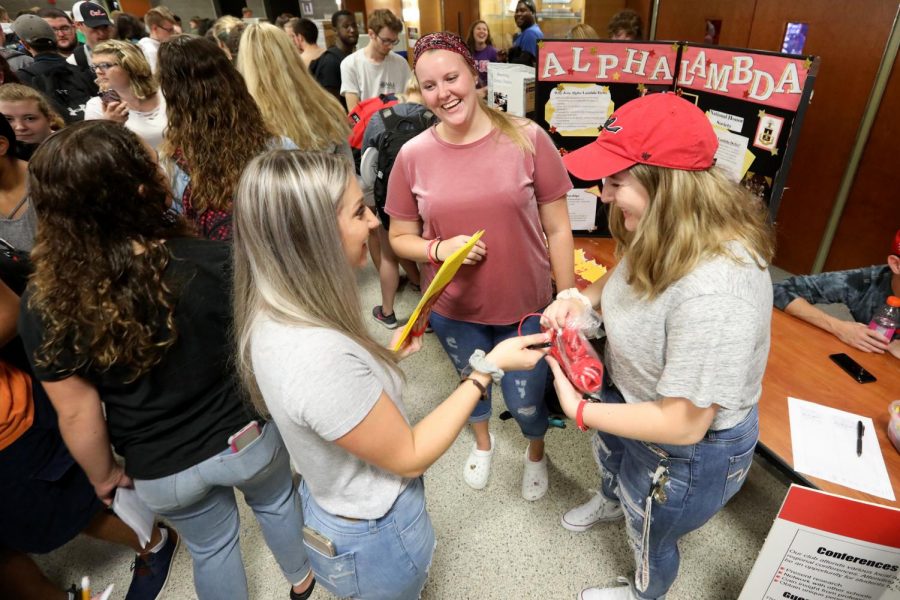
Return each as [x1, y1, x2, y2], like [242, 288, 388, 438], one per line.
[425, 238, 440, 266]
[576, 399, 589, 432]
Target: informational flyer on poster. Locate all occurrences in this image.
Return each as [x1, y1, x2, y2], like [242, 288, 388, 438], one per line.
[565, 188, 598, 230]
[739, 485, 900, 600]
[546, 84, 613, 137]
[711, 124, 754, 183]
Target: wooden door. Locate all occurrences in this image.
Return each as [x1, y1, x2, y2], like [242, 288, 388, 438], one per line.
[442, 0, 477, 36]
[824, 43, 900, 271]
[746, 0, 898, 273]
[119, 0, 151, 18]
[655, 0, 755, 46]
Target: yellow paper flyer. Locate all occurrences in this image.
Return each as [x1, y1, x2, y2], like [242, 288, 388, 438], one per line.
[392, 230, 485, 351]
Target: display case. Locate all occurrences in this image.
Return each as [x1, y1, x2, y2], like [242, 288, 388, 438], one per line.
[480, 0, 584, 50]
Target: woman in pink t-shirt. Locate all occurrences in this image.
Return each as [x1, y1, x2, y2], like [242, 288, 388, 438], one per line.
[387, 32, 574, 501]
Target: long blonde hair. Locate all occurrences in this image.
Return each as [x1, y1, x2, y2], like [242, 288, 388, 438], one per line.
[612, 164, 775, 299]
[236, 23, 348, 151]
[233, 150, 400, 414]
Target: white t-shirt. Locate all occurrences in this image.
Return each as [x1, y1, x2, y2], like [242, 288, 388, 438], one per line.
[601, 242, 773, 431]
[340, 49, 410, 101]
[137, 37, 160, 73]
[84, 93, 168, 152]
[251, 317, 410, 519]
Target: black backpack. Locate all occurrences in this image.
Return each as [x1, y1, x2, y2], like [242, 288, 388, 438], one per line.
[372, 107, 436, 225]
[19, 64, 96, 123]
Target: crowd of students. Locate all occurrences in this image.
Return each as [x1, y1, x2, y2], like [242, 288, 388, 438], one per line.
[0, 4, 895, 600]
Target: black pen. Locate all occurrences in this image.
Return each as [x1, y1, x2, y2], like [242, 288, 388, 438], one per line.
[857, 420, 864, 457]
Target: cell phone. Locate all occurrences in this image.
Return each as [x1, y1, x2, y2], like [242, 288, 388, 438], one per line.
[303, 526, 336, 557]
[829, 353, 877, 384]
[228, 420, 261, 453]
[99, 89, 121, 104]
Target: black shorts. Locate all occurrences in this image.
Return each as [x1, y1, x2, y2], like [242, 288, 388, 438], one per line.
[0, 380, 104, 553]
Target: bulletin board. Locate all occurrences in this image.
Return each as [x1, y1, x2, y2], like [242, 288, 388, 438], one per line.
[535, 39, 819, 236]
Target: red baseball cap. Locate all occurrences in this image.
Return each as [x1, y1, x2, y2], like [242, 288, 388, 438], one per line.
[563, 92, 719, 181]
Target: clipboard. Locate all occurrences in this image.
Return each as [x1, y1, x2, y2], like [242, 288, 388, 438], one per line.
[392, 230, 484, 351]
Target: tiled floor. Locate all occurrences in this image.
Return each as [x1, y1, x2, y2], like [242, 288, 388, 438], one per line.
[34, 262, 794, 600]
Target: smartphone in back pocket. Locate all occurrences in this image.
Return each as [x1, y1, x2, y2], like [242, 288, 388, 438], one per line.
[228, 421, 261, 453]
[829, 353, 877, 383]
[303, 526, 336, 557]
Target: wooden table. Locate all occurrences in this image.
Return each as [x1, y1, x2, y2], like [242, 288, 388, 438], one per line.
[575, 237, 900, 509]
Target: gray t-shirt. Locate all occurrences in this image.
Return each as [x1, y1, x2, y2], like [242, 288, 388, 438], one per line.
[601, 242, 772, 431]
[251, 316, 410, 519]
[340, 49, 411, 101]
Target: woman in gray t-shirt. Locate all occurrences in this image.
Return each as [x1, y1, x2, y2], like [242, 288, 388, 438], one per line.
[233, 150, 549, 600]
[543, 93, 775, 600]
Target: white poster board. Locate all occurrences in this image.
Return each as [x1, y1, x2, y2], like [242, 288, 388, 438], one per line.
[488, 63, 536, 118]
[739, 485, 900, 600]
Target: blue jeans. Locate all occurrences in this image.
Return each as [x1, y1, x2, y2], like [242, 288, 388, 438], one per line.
[134, 422, 309, 600]
[594, 382, 759, 600]
[429, 311, 549, 439]
[300, 477, 435, 600]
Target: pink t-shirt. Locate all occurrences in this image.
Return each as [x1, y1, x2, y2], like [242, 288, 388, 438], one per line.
[386, 121, 572, 325]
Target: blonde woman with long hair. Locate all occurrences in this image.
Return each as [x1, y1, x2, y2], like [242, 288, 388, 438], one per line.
[236, 23, 350, 158]
[387, 32, 575, 500]
[0, 83, 63, 160]
[84, 39, 167, 150]
[232, 150, 548, 599]
[542, 93, 775, 600]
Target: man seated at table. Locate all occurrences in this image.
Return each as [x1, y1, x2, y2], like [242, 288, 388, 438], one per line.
[773, 229, 900, 358]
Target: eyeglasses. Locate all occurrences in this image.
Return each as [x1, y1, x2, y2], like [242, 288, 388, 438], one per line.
[52, 25, 74, 34]
[375, 33, 399, 47]
[158, 24, 175, 33]
[90, 62, 117, 73]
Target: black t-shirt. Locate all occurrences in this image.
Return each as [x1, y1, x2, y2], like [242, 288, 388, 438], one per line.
[315, 46, 349, 110]
[18, 237, 256, 479]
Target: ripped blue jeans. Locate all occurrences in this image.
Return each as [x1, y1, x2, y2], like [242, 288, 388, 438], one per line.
[428, 311, 549, 439]
[594, 381, 759, 600]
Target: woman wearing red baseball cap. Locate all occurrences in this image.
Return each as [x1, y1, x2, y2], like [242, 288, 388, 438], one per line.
[543, 92, 775, 600]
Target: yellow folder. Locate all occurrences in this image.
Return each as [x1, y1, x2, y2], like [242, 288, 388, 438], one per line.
[392, 230, 485, 351]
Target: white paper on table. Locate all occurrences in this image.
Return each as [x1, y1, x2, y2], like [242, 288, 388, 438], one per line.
[787, 397, 895, 500]
[112, 487, 156, 549]
[566, 189, 598, 230]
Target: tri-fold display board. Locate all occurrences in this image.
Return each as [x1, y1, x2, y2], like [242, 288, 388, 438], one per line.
[535, 40, 820, 235]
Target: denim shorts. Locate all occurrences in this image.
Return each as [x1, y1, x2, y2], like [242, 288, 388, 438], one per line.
[300, 477, 435, 599]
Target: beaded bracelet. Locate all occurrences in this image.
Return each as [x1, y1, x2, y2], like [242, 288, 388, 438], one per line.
[556, 287, 593, 311]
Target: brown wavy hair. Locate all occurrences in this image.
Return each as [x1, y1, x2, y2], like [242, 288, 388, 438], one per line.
[158, 35, 272, 214]
[27, 120, 193, 381]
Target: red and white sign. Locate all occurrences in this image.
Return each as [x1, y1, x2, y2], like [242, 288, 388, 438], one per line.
[539, 42, 679, 85]
[739, 485, 900, 600]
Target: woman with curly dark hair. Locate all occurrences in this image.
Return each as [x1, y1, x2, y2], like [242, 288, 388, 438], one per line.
[17, 120, 314, 600]
[157, 34, 293, 241]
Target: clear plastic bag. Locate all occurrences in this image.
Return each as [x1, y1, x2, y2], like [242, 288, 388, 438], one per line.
[547, 320, 604, 395]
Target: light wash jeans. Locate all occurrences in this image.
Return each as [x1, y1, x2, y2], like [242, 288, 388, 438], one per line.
[134, 422, 309, 600]
[300, 477, 435, 600]
[428, 311, 549, 439]
[595, 379, 759, 600]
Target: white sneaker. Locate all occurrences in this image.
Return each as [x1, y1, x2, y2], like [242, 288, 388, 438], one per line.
[522, 445, 549, 501]
[579, 577, 639, 600]
[463, 433, 494, 490]
[561, 490, 624, 532]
